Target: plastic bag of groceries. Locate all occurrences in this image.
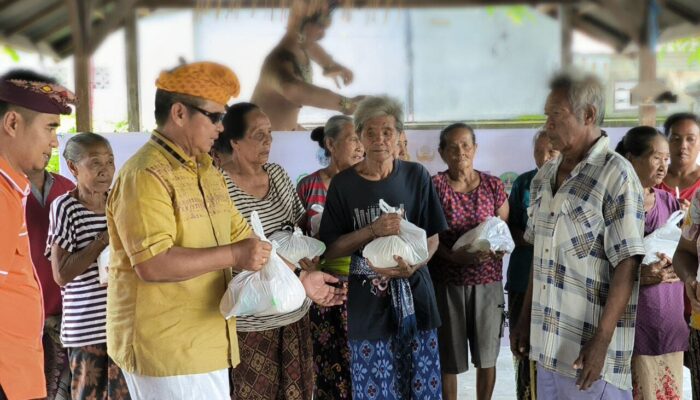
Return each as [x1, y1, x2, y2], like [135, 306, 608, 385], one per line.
[269, 225, 326, 269]
[452, 216, 515, 254]
[220, 211, 306, 319]
[308, 204, 325, 237]
[362, 199, 429, 269]
[97, 247, 110, 285]
[642, 210, 685, 265]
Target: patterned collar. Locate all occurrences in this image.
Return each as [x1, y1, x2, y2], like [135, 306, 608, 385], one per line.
[583, 131, 609, 167]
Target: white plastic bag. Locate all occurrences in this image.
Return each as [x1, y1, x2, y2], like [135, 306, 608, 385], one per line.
[452, 216, 515, 254]
[97, 247, 110, 285]
[220, 211, 307, 319]
[642, 210, 685, 265]
[308, 204, 324, 237]
[362, 199, 429, 269]
[269, 226, 326, 268]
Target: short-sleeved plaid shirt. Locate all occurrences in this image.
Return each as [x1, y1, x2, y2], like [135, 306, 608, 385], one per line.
[524, 134, 645, 390]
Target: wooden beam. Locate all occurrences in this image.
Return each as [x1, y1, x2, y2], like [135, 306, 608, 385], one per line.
[35, 19, 70, 43]
[125, 8, 141, 132]
[0, 0, 22, 13]
[67, 0, 94, 132]
[87, 0, 140, 54]
[572, 18, 628, 52]
[140, 0, 578, 8]
[661, 0, 700, 24]
[560, 3, 573, 67]
[3, 1, 63, 37]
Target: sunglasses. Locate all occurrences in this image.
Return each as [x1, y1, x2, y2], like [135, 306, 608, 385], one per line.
[184, 103, 226, 125]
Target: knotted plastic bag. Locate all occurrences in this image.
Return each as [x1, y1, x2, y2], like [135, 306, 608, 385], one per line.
[220, 211, 307, 319]
[642, 210, 685, 265]
[308, 204, 325, 237]
[269, 225, 326, 268]
[362, 199, 429, 269]
[452, 216, 515, 254]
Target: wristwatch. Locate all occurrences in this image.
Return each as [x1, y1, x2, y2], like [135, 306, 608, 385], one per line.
[339, 96, 353, 114]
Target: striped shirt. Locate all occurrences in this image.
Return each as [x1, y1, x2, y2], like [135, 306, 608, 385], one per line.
[524, 134, 645, 390]
[223, 163, 310, 331]
[46, 194, 108, 347]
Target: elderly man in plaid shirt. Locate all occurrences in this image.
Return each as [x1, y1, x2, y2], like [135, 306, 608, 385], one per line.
[510, 70, 645, 399]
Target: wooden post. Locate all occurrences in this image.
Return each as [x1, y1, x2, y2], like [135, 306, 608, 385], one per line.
[560, 4, 573, 67]
[125, 9, 141, 132]
[639, 0, 657, 127]
[67, 0, 93, 132]
[638, 45, 657, 127]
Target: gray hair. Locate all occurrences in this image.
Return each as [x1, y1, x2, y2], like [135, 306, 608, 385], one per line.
[549, 69, 605, 126]
[63, 132, 111, 163]
[325, 115, 353, 141]
[354, 95, 404, 134]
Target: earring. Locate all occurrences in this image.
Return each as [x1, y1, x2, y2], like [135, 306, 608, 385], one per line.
[297, 32, 306, 44]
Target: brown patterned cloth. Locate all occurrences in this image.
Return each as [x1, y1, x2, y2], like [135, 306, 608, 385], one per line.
[230, 315, 314, 400]
[508, 291, 537, 400]
[67, 344, 131, 399]
[43, 315, 70, 399]
[0, 79, 75, 114]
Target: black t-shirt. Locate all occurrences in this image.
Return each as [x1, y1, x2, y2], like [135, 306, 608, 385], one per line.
[320, 160, 448, 340]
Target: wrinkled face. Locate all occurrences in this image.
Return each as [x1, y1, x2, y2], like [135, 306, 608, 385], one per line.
[233, 108, 273, 166]
[182, 99, 226, 157]
[394, 131, 409, 161]
[359, 115, 399, 163]
[544, 89, 587, 154]
[7, 110, 60, 173]
[533, 134, 560, 168]
[439, 128, 477, 171]
[68, 143, 115, 193]
[329, 123, 364, 170]
[668, 119, 700, 167]
[628, 135, 670, 188]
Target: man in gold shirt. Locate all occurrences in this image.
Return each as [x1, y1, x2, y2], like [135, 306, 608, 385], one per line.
[107, 62, 344, 398]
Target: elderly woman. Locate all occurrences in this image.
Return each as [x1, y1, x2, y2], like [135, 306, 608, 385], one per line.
[251, 1, 364, 131]
[297, 115, 363, 400]
[319, 96, 447, 400]
[506, 129, 558, 400]
[212, 102, 344, 400]
[428, 123, 509, 400]
[614, 126, 688, 399]
[46, 133, 131, 398]
[656, 112, 700, 397]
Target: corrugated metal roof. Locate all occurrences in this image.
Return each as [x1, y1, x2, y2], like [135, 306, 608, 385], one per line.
[0, 0, 698, 59]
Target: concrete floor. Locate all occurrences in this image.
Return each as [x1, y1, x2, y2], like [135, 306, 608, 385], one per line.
[456, 334, 693, 399]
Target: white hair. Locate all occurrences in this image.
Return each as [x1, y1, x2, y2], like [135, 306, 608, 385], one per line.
[354, 95, 404, 133]
[549, 68, 606, 126]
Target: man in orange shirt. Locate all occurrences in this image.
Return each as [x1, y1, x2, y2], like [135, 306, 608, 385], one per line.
[0, 69, 74, 400]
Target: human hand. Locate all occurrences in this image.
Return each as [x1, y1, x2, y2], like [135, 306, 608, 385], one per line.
[299, 256, 321, 272]
[680, 198, 691, 211]
[573, 335, 609, 391]
[640, 253, 674, 285]
[450, 249, 494, 266]
[370, 213, 402, 238]
[685, 276, 700, 313]
[300, 270, 347, 306]
[509, 316, 531, 360]
[324, 64, 354, 87]
[369, 256, 421, 279]
[232, 238, 272, 272]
